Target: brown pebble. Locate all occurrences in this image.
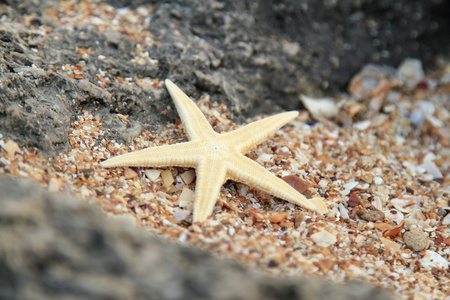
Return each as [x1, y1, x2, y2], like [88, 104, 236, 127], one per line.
[403, 227, 430, 252]
[267, 211, 289, 223]
[124, 168, 139, 179]
[282, 175, 310, 193]
[348, 192, 361, 207]
[357, 207, 384, 222]
[294, 213, 306, 226]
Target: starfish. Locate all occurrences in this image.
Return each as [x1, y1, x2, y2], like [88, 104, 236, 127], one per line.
[100, 79, 327, 222]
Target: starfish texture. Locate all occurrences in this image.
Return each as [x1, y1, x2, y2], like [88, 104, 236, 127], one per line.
[101, 79, 327, 222]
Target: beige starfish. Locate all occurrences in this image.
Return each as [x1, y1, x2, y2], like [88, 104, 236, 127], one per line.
[101, 79, 327, 222]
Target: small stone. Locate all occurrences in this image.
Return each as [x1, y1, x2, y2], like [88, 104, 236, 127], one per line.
[357, 208, 385, 222]
[403, 227, 430, 252]
[282, 175, 310, 193]
[267, 211, 289, 223]
[124, 168, 139, 179]
[310, 230, 337, 248]
[3, 140, 20, 155]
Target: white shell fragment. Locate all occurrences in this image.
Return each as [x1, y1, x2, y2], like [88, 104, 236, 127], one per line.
[397, 58, 425, 90]
[391, 198, 417, 213]
[420, 152, 443, 179]
[300, 95, 339, 119]
[311, 230, 337, 248]
[144, 169, 161, 181]
[419, 250, 449, 270]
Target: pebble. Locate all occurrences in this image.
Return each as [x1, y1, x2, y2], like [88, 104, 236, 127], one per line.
[403, 228, 429, 252]
[267, 211, 289, 223]
[282, 175, 310, 193]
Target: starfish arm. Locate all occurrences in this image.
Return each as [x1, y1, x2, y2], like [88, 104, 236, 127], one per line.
[165, 79, 217, 140]
[192, 159, 228, 222]
[227, 155, 318, 211]
[100, 141, 202, 168]
[221, 111, 299, 153]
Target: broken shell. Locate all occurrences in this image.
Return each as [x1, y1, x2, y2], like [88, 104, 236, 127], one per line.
[383, 220, 405, 238]
[405, 209, 426, 221]
[338, 203, 349, 219]
[310, 230, 337, 248]
[391, 198, 417, 213]
[144, 169, 161, 181]
[442, 213, 450, 225]
[419, 250, 448, 270]
[397, 58, 425, 90]
[300, 95, 339, 119]
[384, 209, 404, 224]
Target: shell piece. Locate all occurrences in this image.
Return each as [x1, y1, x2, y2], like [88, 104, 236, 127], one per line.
[384, 209, 404, 224]
[421, 152, 443, 179]
[338, 203, 349, 219]
[144, 169, 161, 181]
[300, 95, 339, 119]
[397, 58, 425, 90]
[419, 250, 448, 270]
[180, 170, 196, 185]
[391, 197, 419, 213]
[310, 230, 337, 248]
[442, 213, 450, 225]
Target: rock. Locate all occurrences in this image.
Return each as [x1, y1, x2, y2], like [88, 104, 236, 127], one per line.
[1, 0, 449, 156]
[403, 228, 430, 252]
[0, 175, 393, 300]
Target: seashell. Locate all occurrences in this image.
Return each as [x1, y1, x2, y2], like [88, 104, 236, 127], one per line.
[420, 152, 443, 179]
[405, 209, 426, 221]
[338, 203, 349, 219]
[441, 213, 450, 225]
[384, 209, 404, 224]
[419, 250, 448, 270]
[397, 58, 425, 90]
[300, 95, 339, 119]
[391, 198, 417, 213]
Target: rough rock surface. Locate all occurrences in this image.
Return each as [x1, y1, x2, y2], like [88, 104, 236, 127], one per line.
[0, 0, 449, 156]
[0, 175, 393, 300]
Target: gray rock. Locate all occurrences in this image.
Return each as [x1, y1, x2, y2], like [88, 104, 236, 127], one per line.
[0, 0, 448, 156]
[0, 175, 393, 300]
